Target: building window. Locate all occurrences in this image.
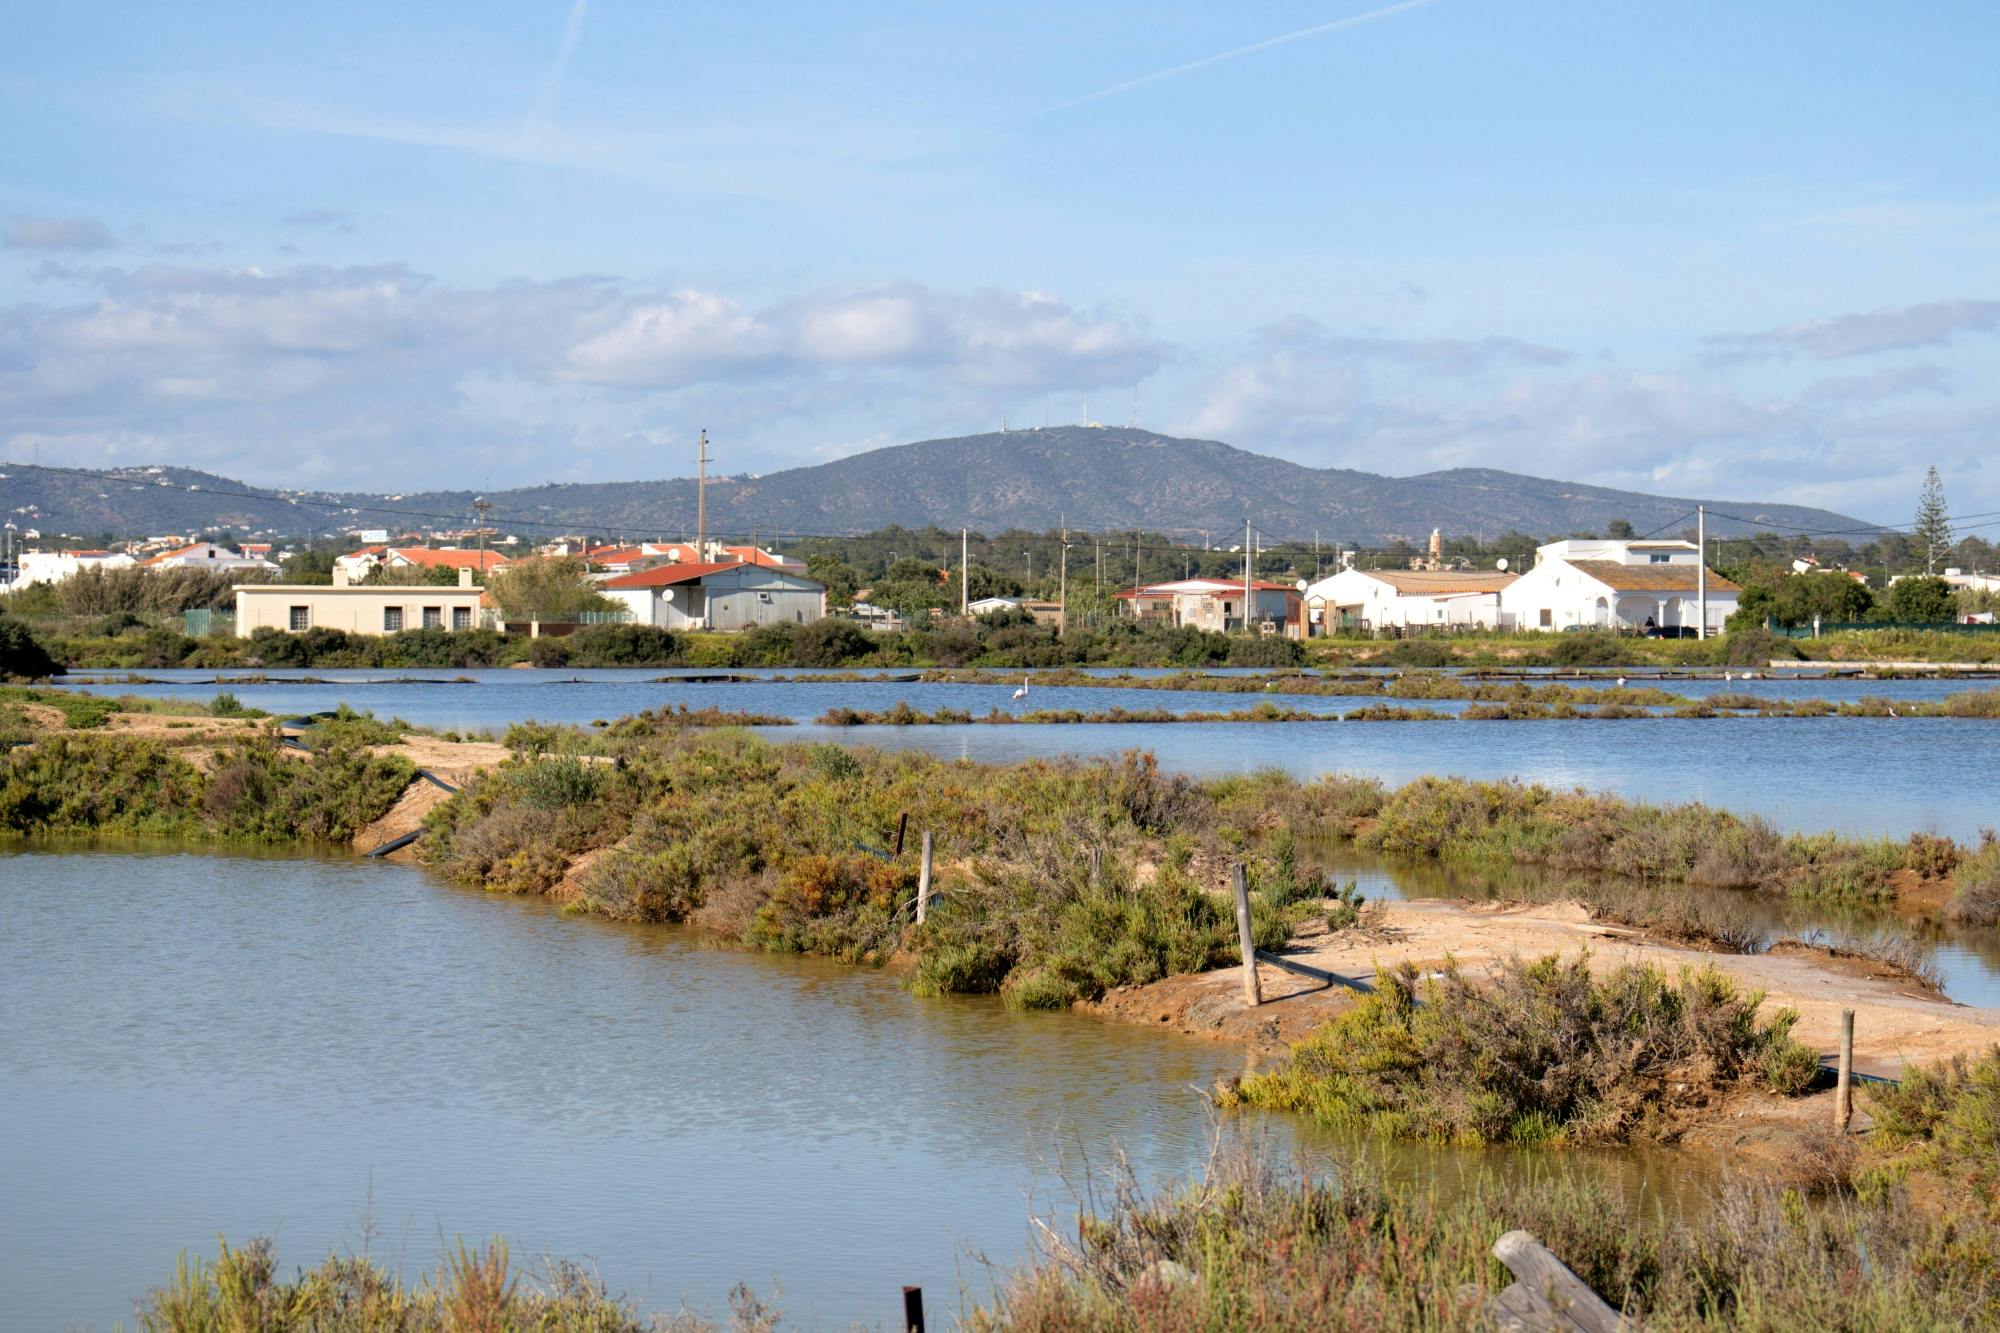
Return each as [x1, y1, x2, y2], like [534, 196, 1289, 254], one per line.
[757, 591, 772, 603]
[1649, 553, 1671, 564]
[1539, 608, 1552, 628]
[422, 606, 442, 629]
[383, 606, 404, 632]
[288, 605, 310, 631]
[452, 606, 471, 630]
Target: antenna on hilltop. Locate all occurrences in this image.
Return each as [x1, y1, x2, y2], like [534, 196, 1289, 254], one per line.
[1129, 388, 1137, 428]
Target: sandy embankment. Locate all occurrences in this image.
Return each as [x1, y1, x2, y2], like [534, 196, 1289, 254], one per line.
[1090, 897, 2000, 1079]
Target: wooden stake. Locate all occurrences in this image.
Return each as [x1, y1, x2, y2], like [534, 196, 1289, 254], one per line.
[916, 831, 933, 925]
[902, 1285, 925, 1333]
[894, 812, 908, 857]
[1835, 1008, 1855, 1131]
[1089, 844, 1102, 887]
[1232, 862, 1261, 1007]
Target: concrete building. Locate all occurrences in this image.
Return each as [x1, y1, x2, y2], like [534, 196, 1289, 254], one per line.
[1497, 539, 1738, 633]
[599, 561, 827, 631]
[235, 568, 488, 636]
[1115, 578, 1303, 637]
[1301, 568, 1518, 634]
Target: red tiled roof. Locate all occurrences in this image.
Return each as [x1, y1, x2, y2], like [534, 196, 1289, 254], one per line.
[387, 547, 511, 571]
[599, 560, 747, 590]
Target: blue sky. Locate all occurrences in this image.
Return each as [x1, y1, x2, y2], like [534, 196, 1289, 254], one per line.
[3, 1, 1996, 524]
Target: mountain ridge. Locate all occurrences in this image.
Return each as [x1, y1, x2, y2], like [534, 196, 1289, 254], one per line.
[2, 428, 1876, 543]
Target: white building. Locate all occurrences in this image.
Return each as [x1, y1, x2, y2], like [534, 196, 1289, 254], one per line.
[1301, 568, 1517, 634]
[1115, 578, 1304, 636]
[15, 548, 138, 586]
[599, 561, 826, 632]
[1497, 539, 1738, 633]
[141, 542, 279, 575]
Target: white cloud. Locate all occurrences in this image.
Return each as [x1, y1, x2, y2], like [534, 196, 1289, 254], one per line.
[1707, 299, 2000, 361]
[0, 262, 1164, 486]
[4, 215, 115, 251]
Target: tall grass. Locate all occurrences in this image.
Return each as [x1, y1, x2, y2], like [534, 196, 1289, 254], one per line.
[967, 1136, 2000, 1330]
[138, 1235, 732, 1331]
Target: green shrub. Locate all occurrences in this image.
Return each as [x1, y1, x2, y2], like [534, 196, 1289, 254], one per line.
[1867, 1046, 2000, 1210]
[1234, 953, 1816, 1145]
[565, 623, 679, 667]
[1948, 832, 2000, 925]
[0, 618, 61, 680]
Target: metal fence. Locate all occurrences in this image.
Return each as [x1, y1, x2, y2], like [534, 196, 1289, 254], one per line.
[183, 608, 236, 637]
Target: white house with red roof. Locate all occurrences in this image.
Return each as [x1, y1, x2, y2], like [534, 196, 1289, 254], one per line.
[334, 545, 511, 581]
[599, 560, 826, 632]
[1114, 577, 1304, 637]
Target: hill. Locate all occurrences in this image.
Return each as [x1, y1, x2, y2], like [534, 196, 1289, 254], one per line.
[2, 428, 1873, 543]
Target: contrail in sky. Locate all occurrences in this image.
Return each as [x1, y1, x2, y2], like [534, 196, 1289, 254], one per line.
[522, 0, 590, 149]
[1037, 0, 1443, 116]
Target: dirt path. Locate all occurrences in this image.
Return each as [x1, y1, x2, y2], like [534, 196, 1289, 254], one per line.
[1091, 898, 2000, 1078]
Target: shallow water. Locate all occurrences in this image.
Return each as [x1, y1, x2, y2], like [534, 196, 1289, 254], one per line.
[780, 715, 1997, 841]
[3, 848, 1722, 1329]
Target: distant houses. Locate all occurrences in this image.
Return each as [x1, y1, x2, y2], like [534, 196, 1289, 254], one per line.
[333, 545, 511, 582]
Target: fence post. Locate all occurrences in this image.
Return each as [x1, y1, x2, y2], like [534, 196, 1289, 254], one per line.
[902, 1285, 925, 1333]
[1089, 844, 1102, 887]
[916, 831, 933, 925]
[1232, 862, 1262, 1007]
[895, 812, 908, 857]
[1835, 1008, 1855, 1131]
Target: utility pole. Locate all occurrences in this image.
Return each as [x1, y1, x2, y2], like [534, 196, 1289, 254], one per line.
[695, 429, 710, 560]
[472, 496, 494, 571]
[1243, 518, 1253, 634]
[1058, 518, 1068, 638]
[960, 528, 968, 615]
[1696, 505, 1708, 640]
[1096, 540, 1104, 627]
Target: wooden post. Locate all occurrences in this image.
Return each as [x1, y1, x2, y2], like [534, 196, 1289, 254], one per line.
[1231, 862, 1261, 1007]
[902, 1285, 926, 1333]
[1835, 1008, 1855, 1131]
[916, 831, 933, 925]
[1491, 1230, 1625, 1333]
[894, 812, 908, 857]
[1089, 844, 1102, 887]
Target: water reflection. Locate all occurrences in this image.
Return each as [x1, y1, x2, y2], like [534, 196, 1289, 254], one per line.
[7, 847, 1753, 1329]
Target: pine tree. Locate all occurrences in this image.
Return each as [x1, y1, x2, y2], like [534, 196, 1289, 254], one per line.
[1914, 466, 1953, 574]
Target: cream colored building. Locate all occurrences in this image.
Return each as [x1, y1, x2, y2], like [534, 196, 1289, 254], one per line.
[235, 569, 488, 636]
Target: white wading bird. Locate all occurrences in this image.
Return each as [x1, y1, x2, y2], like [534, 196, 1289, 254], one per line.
[1013, 676, 1029, 701]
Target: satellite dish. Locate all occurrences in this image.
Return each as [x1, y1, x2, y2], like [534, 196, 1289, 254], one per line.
[1496, 558, 1509, 571]
[1295, 578, 1308, 592]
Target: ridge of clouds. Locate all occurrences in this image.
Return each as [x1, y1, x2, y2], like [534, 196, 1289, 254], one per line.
[3, 215, 115, 251]
[1706, 298, 2000, 361]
